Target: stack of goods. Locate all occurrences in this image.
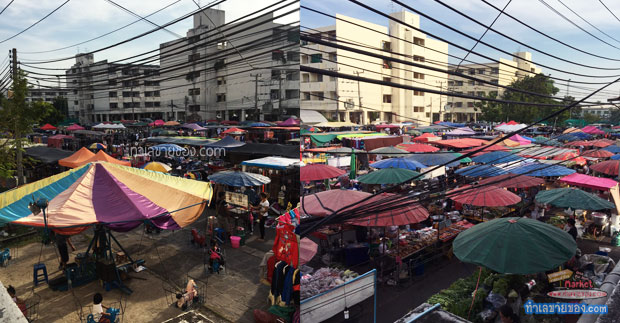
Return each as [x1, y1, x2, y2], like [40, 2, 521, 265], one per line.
[439, 220, 474, 242]
[394, 228, 438, 258]
[300, 267, 359, 300]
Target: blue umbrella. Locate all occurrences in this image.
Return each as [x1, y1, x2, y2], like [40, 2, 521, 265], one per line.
[472, 151, 524, 164]
[604, 145, 620, 153]
[572, 132, 592, 140]
[455, 164, 509, 177]
[611, 154, 620, 160]
[249, 122, 271, 127]
[372, 157, 427, 170]
[408, 153, 461, 167]
[207, 171, 271, 186]
[510, 163, 576, 177]
[150, 144, 186, 152]
[520, 135, 536, 142]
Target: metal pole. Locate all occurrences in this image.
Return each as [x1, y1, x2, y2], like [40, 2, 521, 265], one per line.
[12, 48, 23, 186]
[278, 72, 283, 119]
[355, 70, 364, 124]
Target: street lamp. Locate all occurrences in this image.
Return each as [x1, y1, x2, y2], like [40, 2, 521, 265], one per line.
[28, 198, 50, 244]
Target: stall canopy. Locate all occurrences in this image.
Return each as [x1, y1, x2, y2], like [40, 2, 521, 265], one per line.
[150, 144, 185, 152]
[461, 145, 509, 156]
[204, 136, 245, 148]
[0, 162, 213, 231]
[25, 146, 73, 164]
[142, 161, 172, 173]
[516, 147, 576, 159]
[432, 138, 488, 149]
[455, 165, 509, 177]
[309, 134, 337, 146]
[396, 143, 439, 153]
[230, 143, 299, 158]
[479, 174, 544, 189]
[582, 125, 605, 135]
[145, 137, 215, 146]
[241, 157, 304, 170]
[471, 151, 524, 164]
[508, 134, 531, 145]
[300, 164, 346, 181]
[407, 153, 460, 167]
[510, 162, 576, 177]
[84, 150, 132, 167]
[559, 173, 618, 191]
[164, 121, 180, 126]
[181, 123, 206, 131]
[495, 124, 526, 132]
[207, 170, 271, 186]
[368, 146, 408, 157]
[446, 127, 475, 136]
[72, 130, 106, 137]
[357, 167, 420, 184]
[535, 187, 615, 210]
[221, 127, 246, 134]
[603, 145, 620, 153]
[66, 124, 85, 131]
[39, 124, 57, 131]
[583, 149, 614, 158]
[278, 117, 300, 126]
[346, 193, 429, 226]
[448, 184, 521, 207]
[412, 133, 438, 142]
[371, 157, 427, 170]
[58, 147, 96, 168]
[590, 160, 620, 176]
[301, 190, 371, 217]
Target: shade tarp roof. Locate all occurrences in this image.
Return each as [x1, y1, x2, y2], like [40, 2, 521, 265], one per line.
[346, 193, 429, 226]
[582, 125, 605, 135]
[372, 157, 427, 170]
[181, 123, 207, 131]
[495, 124, 527, 132]
[84, 150, 131, 167]
[277, 117, 300, 126]
[241, 157, 304, 170]
[204, 136, 245, 148]
[412, 133, 438, 142]
[145, 137, 216, 146]
[300, 109, 328, 125]
[309, 134, 337, 145]
[25, 146, 73, 164]
[58, 147, 96, 168]
[357, 167, 420, 184]
[455, 164, 509, 177]
[407, 153, 460, 167]
[510, 162, 576, 177]
[208, 171, 271, 186]
[39, 123, 57, 131]
[336, 133, 388, 140]
[433, 138, 489, 148]
[560, 173, 618, 191]
[72, 130, 106, 136]
[314, 121, 358, 127]
[230, 143, 299, 158]
[448, 184, 521, 207]
[471, 151, 524, 164]
[508, 134, 531, 145]
[445, 127, 475, 136]
[516, 147, 576, 158]
[66, 124, 85, 131]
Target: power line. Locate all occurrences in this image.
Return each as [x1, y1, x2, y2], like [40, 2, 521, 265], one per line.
[103, 0, 183, 39]
[0, 0, 72, 44]
[0, 0, 14, 16]
[598, 0, 620, 25]
[553, 0, 620, 46]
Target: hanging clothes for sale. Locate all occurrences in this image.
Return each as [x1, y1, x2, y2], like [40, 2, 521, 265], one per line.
[273, 223, 298, 268]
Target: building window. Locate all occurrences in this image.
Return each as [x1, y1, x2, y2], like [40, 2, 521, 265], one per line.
[122, 91, 131, 97]
[477, 69, 485, 75]
[109, 103, 118, 109]
[490, 79, 499, 84]
[188, 35, 200, 44]
[285, 89, 299, 99]
[301, 54, 309, 64]
[270, 89, 280, 100]
[145, 91, 152, 97]
[108, 67, 116, 74]
[492, 67, 499, 74]
[476, 91, 485, 96]
[312, 73, 323, 82]
[383, 77, 392, 83]
[302, 73, 310, 83]
[328, 52, 337, 61]
[217, 77, 226, 85]
[144, 80, 160, 86]
[272, 70, 281, 80]
[468, 69, 475, 75]
[186, 71, 200, 81]
[154, 101, 160, 107]
[286, 71, 299, 81]
[456, 69, 464, 74]
[413, 106, 424, 113]
[109, 91, 117, 98]
[189, 88, 200, 96]
[132, 80, 140, 86]
[74, 100, 78, 105]
[413, 55, 425, 62]
[448, 81, 455, 86]
[310, 54, 322, 63]
[455, 102, 463, 108]
[413, 37, 425, 46]
[287, 51, 300, 61]
[188, 53, 200, 62]
[189, 105, 200, 112]
[122, 81, 131, 87]
[313, 92, 324, 101]
[414, 90, 424, 96]
[467, 91, 475, 96]
[145, 102, 154, 108]
[123, 102, 131, 108]
[467, 102, 474, 108]
[108, 80, 117, 86]
[382, 59, 392, 69]
[154, 91, 160, 97]
[468, 80, 475, 86]
[382, 41, 391, 51]
[302, 92, 310, 100]
[489, 91, 498, 97]
[383, 95, 392, 103]
[272, 50, 285, 61]
[414, 72, 424, 79]
[455, 81, 463, 86]
[216, 93, 226, 102]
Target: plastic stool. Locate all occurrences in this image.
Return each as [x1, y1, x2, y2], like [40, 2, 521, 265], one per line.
[33, 263, 48, 286]
[214, 228, 225, 244]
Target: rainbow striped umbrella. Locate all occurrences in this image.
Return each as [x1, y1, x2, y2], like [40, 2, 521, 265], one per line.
[0, 162, 212, 232]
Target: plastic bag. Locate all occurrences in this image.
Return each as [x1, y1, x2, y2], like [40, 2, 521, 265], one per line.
[485, 291, 507, 310]
[478, 309, 496, 322]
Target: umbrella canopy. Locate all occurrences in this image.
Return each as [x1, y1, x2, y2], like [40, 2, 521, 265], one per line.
[589, 139, 614, 148]
[453, 217, 576, 274]
[84, 150, 131, 167]
[66, 124, 85, 131]
[357, 167, 420, 184]
[552, 151, 587, 166]
[181, 123, 206, 131]
[479, 174, 544, 189]
[150, 144, 186, 152]
[300, 164, 346, 181]
[471, 151, 524, 164]
[204, 136, 245, 148]
[371, 157, 427, 170]
[412, 133, 438, 142]
[396, 143, 439, 153]
[89, 143, 107, 150]
[164, 121, 180, 126]
[582, 125, 605, 135]
[461, 145, 509, 156]
[40, 123, 57, 131]
[278, 117, 300, 126]
[207, 171, 271, 186]
[563, 127, 582, 134]
[508, 134, 531, 145]
[300, 238, 318, 265]
[301, 190, 371, 217]
[559, 173, 618, 191]
[152, 119, 165, 126]
[346, 193, 429, 226]
[455, 165, 509, 177]
[221, 127, 246, 134]
[495, 124, 526, 132]
[590, 160, 620, 176]
[446, 127, 475, 136]
[0, 162, 213, 231]
[535, 187, 615, 210]
[612, 154, 620, 160]
[407, 153, 460, 167]
[510, 162, 576, 177]
[142, 161, 172, 173]
[220, 120, 240, 125]
[58, 147, 96, 168]
[448, 184, 521, 207]
[603, 145, 620, 153]
[583, 149, 614, 158]
[249, 122, 271, 127]
[368, 146, 409, 157]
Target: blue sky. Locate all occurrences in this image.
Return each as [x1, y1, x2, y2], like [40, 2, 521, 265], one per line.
[0, 0, 298, 87]
[301, 0, 620, 103]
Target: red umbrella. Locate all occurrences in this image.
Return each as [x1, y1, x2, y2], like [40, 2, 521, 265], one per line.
[461, 145, 509, 156]
[300, 238, 318, 265]
[589, 139, 614, 148]
[449, 184, 521, 207]
[565, 140, 591, 147]
[479, 174, 544, 189]
[396, 143, 439, 153]
[40, 123, 57, 131]
[552, 151, 587, 166]
[301, 190, 371, 216]
[591, 160, 620, 176]
[66, 124, 84, 131]
[300, 164, 346, 182]
[221, 127, 246, 134]
[582, 149, 614, 158]
[346, 193, 429, 226]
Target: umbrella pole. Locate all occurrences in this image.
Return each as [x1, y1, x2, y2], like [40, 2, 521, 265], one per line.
[467, 267, 483, 320]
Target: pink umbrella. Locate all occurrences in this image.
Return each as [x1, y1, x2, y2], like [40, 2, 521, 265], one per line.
[300, 238, 318, 265]
[66, 124, 85, 131]
[153, 119, 165, 126]
[582, 125, 605, 135]
[300, 164, 346, 182]
[508, 134, 531, 145]
[346, 193, 429, 226]
[277, 117, 300, 126]
[301, 190, 370, 217]
[449, 184, 521, 207]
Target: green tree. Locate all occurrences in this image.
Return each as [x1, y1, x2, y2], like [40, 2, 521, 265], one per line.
[609, 107, 620, 125]
[0, 69, 49, 182]
[583, 112, 601, 124]
[38, 97, 66, 126]
[478, 74, 563, 123]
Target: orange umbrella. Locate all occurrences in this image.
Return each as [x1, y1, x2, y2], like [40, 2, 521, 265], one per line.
[83, 150, 132, 167]
[58, 147, 96, 168]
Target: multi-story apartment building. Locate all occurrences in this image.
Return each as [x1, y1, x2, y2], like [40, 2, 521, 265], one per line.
[446, 52, 541, 122]
[159, 8, 299, 122]
[66, 53, 164, 123]
[300, 11, 449, 125]
[25, 87, 67, 103]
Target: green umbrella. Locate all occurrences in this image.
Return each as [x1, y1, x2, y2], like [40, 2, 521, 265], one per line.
[350, 150, 356, 179]
[535, 187, 615, 210]
[454, 217, 576, 274]
[369, 146, 409, 157]
[452, 152, 472, 163]
[357, 167, 420, 184]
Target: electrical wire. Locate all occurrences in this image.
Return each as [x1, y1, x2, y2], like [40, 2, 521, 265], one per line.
[551, 0, 620, 46]
[598, 0, 620, 25]
[103, 0, 183, 39]
[0, 0, 72, 44]
[0, 0, 14, 16]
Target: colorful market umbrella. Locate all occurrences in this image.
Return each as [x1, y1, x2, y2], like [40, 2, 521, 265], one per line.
[611, 154, 620, 160]
[412, 133, 437, 142]
[301, 190, 371, 217]
[453, 217, 576, 274]
[300, 164, 346, 182]
[535, 187, 615, 210]
[552, 151, 587, 166]
[89, 143, 107, 150]
[396, 143, 439, 153]
[603, 145, 620, 153]
[471, 151, 524, 164]
[85, 150, 131, 167]
[221, 127, 246, 135]
[39, 124, 57, 131]
[510, 163, 576, 177]
[142, 161, 172, 173]
[357, 167, 420, 184]
[407, 153, 460, 167]
[590, 160, 620, 176]
[582, 149, 614, 158]
[181, 123, 206, 131]
[371, 157, 426, 170]
[346, 193, 429, 226]
[582, 125, 605, 135]
[368, 146, 409, 157]
[207, 170, 271, 187]
[448, 184, 521, 207]
[455, 165, 509, 177]
[479, 174, 544, 189]
[589, 139, 614, 148]
[152, 120, 165, 126]
[66, 124, 85, 131]
[0, 162, 213, 232]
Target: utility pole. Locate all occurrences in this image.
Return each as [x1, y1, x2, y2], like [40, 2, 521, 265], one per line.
[437, 81, 444, 122]
[168, 99, 175, 121]
[12, 48, 23, 186]
[354, 70, 364, 124]
[250, 73, 260, 121]
[184, 96, 189, 123]
[131, 83, 135, 121]
[278, 71, 283, 118]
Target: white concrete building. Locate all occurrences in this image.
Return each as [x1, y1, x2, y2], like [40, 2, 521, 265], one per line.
[25, 87, 67, 103]
[300, 11, 449, 125]
[159, 9, 299, 122]
[446, 52, 541, 122]
[581, 105, 614, 120]
[65, 54, 163, 123]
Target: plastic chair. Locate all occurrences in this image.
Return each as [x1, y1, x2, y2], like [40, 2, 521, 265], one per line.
[33, 263, 48, 286]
